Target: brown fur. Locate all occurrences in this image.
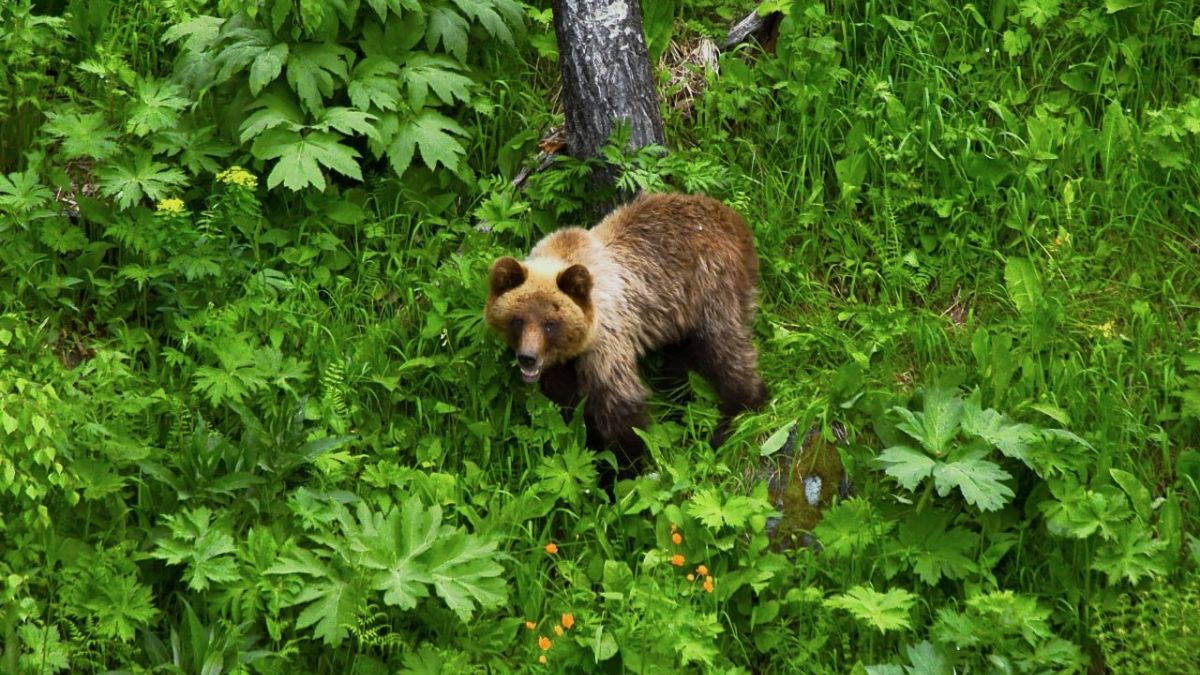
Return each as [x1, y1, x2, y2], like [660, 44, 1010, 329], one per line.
[485, 192, 768, 481]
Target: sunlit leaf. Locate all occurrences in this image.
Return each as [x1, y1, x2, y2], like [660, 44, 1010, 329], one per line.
[825, 585, 916, 632]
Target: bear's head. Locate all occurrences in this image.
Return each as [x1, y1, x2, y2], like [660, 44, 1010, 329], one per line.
[485, 256, 595, 383]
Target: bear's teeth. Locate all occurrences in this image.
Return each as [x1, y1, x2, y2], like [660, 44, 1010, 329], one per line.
[520, 365, 542, 383]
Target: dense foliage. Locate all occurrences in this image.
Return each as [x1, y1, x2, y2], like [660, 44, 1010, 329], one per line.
[2, 0, 1198, 672]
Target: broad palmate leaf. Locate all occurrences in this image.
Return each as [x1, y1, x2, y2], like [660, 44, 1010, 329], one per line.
[269, 497, 506, 647]
[96, 151, 188, 209]
[266, 547, 363, 646]
[687, 488, 771, 531]
[897, 511, 979, 585]
[825, 585, 916, 632]
[386, 110, 469, 176]
[892, 382, 962, 456]
[43, 111, 121, 160]
[402, 54, 475, 111]
[877, 445, 937, 491]
[354, 498, 505, 622]
[961, 388, 1037, 463]
[252, 129, 362, 191]
[427, 530, 506, 621]
[348, 56, 402, 110]
[149, 507, 240, 591]
[286, 42, 351, 114]
[931, 457, 1014, 512]
[126, 79, 189, 137]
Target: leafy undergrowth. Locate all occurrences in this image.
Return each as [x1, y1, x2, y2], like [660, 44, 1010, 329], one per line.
[2, 0, 1199, 673]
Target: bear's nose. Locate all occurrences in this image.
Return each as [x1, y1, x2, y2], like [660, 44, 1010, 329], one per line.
[517, 353, 537, 368]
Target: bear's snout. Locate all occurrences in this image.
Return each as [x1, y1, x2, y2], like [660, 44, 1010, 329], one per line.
[516, 351, 543, 383]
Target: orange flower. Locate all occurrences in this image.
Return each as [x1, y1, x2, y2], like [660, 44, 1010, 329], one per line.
[687, 573, 695, 581]
[525, 620, 536, 631]
[703, 577, 714, 593]
[538, 635, 552, 651]
[671, 532, 682, 545]
[696, 564, 708, 576]
[538, 655, 547, 665]
[544, 542, 558, 555]
[670, 553, 685, 567]
[561, 613, 575, 629]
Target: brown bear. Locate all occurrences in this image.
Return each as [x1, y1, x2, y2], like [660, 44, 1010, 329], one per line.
[484, 192, 768, 481]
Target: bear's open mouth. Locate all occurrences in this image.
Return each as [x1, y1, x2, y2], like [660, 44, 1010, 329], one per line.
[519, 364, 542, 383]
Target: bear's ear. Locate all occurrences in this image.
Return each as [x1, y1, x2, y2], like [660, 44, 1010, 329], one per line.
[557, 264, 592, 306]
[489, 256, 526, 297]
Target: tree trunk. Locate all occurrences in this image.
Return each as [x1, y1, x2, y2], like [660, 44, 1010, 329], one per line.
[552, 0, 666, 202]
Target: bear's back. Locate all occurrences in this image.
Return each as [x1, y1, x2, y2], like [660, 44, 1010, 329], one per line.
[588, 193, 760, 350]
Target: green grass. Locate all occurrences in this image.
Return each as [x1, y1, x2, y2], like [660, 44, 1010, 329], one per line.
[1, 0, 1199, 672]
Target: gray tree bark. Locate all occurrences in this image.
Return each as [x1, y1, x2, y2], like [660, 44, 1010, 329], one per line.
[552, 0, 666, 200]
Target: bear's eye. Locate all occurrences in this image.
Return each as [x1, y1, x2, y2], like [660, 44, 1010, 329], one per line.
[543, 322, 557, 335]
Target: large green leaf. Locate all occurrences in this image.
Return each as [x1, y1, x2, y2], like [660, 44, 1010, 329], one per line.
[292, 577, 364, 646]
[149, 507, 240, 592]
[249, 42, 289, 95]
[960, 389, 1036, 463]
[386, 110, 468, 175]
[213, 25, 274, 85]
[825, 585, 916, 632]
[932, 457, 1014, 511]
[358, 501, 439, 609]
[315, 107, 380, 141]
[451, 0, 521, 45]
[877, 445, 937, 491]
[252, 129, 362, 191]
[426, 5, 469, 60]
[813, 498, 893, 558]
[348, 56, 402, 110]
[96, 151, 188, 209]
[402, 54, 474, 111]
[239, 90, 305, 143]
[427, 531, 506, 621]
[687, 488, 771, 531]
[43, 111, 121, 160]
[1092, 528, 1168, 585]
[1004, 256, 1043, 315]
[286, 42, 351, 114]
[892, 382, 962, 456]
[126, 79, 189, 137]
[897, 511, 979, 585]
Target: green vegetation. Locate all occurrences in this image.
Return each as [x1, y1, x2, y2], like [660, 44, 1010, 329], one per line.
[2, 0, 1198, 672]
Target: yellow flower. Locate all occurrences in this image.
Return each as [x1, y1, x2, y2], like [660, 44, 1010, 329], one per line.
[561, 613, 574, 629]
[525, 620, 536, 631]
[696, 564, 708, 576]
[538, 635, 552, 651]
[544, 542, 558, 555]
[216, 165, 259, 189]
[670, 554, 685, 567]
[538, 655, 547, 665]
[553, 625, 564, 637]
[703, 577, 714, 593]
[156, 198, 185, 214]
[687, 573, 695, 582]
[671, 532, 682, 545]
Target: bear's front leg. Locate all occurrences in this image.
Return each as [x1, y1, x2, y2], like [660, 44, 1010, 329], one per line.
[578, 348, 650, 481]
[588, 396, 650, 479]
